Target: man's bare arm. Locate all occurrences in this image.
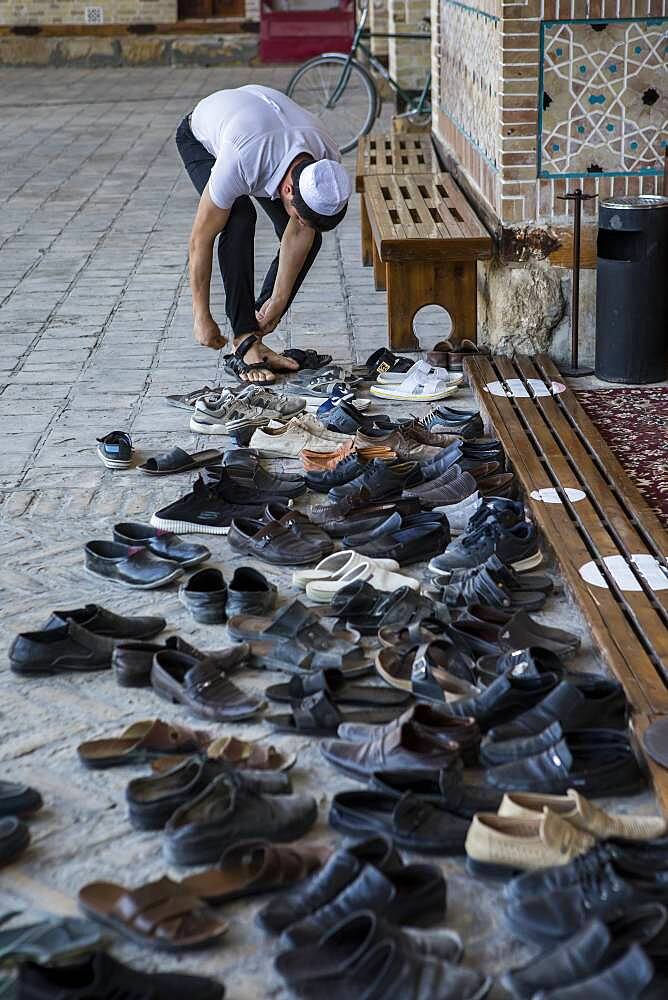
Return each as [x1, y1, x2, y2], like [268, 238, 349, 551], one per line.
[256, 216, 315, 334]
[189, 188, 230, 349]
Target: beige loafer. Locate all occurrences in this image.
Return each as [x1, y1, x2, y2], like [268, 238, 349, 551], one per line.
[498, 788, 667, 841]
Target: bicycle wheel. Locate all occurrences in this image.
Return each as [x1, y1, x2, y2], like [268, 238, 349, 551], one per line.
[287, 54, 377, 154]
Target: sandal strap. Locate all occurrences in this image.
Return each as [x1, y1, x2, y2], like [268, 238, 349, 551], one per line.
[410, 643, 445, 702]
[131, 719, 206, 753]
[292, 692, 342, 731]
[236, 334, 258, 361]
[265, 599, 319, 639]
[286, 668, 344, 698]
[143, 446, 192, 471]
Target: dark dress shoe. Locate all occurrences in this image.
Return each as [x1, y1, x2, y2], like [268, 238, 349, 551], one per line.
[16, 950, 224, 999]
[307, 454, 371, 493]
[0, 781, 43, 819]
[486, 678, 627, 743]
[321, 722, 460, 782]
[151, 649, 262, 723]
[480, 719, 567, 766]
[281, 861, 447, 948]
[276, 913, 487, 1000]
[179, 568, 227, 624]
[211, 457, 306, 499]
[529, 943, 654, 999]
[0, 816, 30, 864]
[227, 566, 276, 616]
[228, 517, 332, 566]
[309, 495, 422, 531]
[42, 603, 165, 640]
[476, 647, 567, 686]
[329, 460, 418, 502]
[257, 835, 403, 934]
[447, 670, 561, 733]
[370, 764, 502, 818]
[164, 774, 317, 865]
[329, 790, 470, 855]
[9, 621, 117, 675]
[113, 521, 210, 568]
[113, 641, 168, 688]
[338, 703, 480, 761]
[126, 756, 290, 830]
[485, 729, 644, 797]
[502, 905, 668, 998]
[84, 540, 183, 589]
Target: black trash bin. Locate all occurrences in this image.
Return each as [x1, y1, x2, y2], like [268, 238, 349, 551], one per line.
[595, 194, 668, 384]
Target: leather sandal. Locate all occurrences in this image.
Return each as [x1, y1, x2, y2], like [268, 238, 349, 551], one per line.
[265, 668, 411, 708]
[224, 334, 275, 384]
[376, 641, 479, 704]
[180, 840, 332, 905]
[207, 735, 295, 772]
[77, 719, 211, 769]
[138, 447, 222, 476]
[78, 877, 228, 951]
[378, 618, 446, 652]
[282, 348, 332, 371]
[266, 691, 405, 736]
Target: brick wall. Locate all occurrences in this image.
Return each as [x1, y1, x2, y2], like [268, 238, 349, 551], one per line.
[369, 0, 388, 58]
[388, 0, 431, 92]
[0, 0, 177, 23]
[433, 0, 667, 227]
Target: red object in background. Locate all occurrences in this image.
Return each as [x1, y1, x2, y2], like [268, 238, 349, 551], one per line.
[260, 0, 354, 62]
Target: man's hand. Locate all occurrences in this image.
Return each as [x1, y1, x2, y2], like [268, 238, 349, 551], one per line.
[193, 315, 226, 350]
[255, 295, 286, 335]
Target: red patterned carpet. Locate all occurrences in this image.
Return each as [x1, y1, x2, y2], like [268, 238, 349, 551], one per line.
[575, 387, 668, 529]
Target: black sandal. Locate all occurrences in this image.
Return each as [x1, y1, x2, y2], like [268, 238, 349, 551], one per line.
[224, 335, 275, 384]
[282, 348, 332, 371]
[266, 691, 404, 736]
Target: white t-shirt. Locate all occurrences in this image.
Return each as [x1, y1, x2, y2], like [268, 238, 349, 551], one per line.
[190, 85, 341, 210]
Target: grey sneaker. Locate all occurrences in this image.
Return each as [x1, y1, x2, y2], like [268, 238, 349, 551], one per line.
[238, 385, 307, 421]
[190, 396, 270, 436]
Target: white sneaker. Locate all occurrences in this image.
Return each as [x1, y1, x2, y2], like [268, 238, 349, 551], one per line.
[249, 419, 353, 458]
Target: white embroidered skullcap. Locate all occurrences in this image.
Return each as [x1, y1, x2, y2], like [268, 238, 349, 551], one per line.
[298, 160, 351, 216]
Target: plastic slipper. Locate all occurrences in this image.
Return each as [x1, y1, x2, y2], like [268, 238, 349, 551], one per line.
[375, 641, 479, 703]
[226, 599, 358, 647]
[180, 840, 332, 905]
[282, 349, 332, 371]
[0, 916, 102, 965]
[371, 363, 463, 402]
[224, 334, 275, 384]
[78, 877, 228, 952]
[265, 668, 411, 707]
[266, 691, 404, 736]
[164, 385, 220, 410]
[207, 735, 295, 772]
[138, 447, 222, 476]
[77, 719, 211, 770]
[293, 551, 400, 590]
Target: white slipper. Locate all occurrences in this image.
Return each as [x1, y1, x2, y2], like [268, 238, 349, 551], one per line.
[305, 560, 419, 603]
[371, 364, 463, 403]
[292, 550, 399, 590]
[375, 359, 464, 386]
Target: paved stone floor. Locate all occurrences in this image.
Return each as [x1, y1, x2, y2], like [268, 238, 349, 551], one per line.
[0, 66, 658, 998]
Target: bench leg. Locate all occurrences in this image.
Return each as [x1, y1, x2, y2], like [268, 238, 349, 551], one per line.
[385, 259, 476, 351]
[372, 241, 387, 292]
[360, 198, 373, 267]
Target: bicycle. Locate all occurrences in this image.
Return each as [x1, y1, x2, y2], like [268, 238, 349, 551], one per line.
[286, 1, 431, 154]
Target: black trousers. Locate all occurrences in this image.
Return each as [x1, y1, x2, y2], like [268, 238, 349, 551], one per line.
[175, 115, 322, 339]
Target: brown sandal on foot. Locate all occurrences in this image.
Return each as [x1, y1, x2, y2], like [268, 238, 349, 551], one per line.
[207, 735, 296, 772]
[77, 720, 211, 770]
[180, 839, 332, 904]
[78, 876, 228, 951]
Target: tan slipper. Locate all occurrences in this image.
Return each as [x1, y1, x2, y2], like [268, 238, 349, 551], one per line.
[207, 735, 296, 772]
[77, 719, 211, 770]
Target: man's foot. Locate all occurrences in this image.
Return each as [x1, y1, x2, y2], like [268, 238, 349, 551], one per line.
[231, 336, 299, 383]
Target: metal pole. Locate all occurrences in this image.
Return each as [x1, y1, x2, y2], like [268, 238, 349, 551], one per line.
[557, 188, 597, 377]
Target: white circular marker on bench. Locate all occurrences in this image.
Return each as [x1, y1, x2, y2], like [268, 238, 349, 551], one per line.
[579, 554, 668, 592]
[530, 488, 586, 504]
[483, 379, 566, 398]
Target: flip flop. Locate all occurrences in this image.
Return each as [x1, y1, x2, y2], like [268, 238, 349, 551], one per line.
[265, 668, 411, 707]
[138, 447, 222, 476]
[77, 719, 211, 770]
[224, 334, 275, 384]
[164, 386, 220, 410]
[282, 349, 333, 371]
[78, 877, 228, 952]
[206, 735, 296, 772]
[0, 916, 102, 965]
[266, 691, 405, 736]
[180, 840, 332, 905]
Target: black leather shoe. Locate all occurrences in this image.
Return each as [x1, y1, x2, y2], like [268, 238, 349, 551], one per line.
[0, 781, 42, 818]
[353, 517, 449, 566]
[486, 729, 644, 797]
[0, 816, 30, 865]
[203, 461, 306, 500]
[42, 603, 165, 640]
[84, 540, 184, 589]
[113, 521, 210, 568]
[480, 719, 567, 766]
[280, 860, 447, 948]
[329, 460, 418, 501]
[179, 568, 227, 624]
[228, 517, 332, 566]
[486, 677, 627, 743]
[9, 621, 117, 675]
[306, 454, 371, 493]
[113, 637, 248, 688]
[227, 566, 276, 616]
[370, 765, 502, 818]
[257, 835, 403, 934]
[447, 670, 561, 732]
[16, 951, 224, 1000]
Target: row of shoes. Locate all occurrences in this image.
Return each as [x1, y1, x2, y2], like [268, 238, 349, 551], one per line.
[0, 779, 43, 867]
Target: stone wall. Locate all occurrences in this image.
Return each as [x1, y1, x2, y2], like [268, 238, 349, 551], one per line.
[0, 0, 177, 23]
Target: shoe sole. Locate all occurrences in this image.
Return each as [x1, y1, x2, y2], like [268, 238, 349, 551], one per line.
[190, 418, 269, 435]
[369, 384, 461, 402]
[511, 549, 544, 572]
[374, 653, 411, 692]
[96, 448, 131, 469]
[84, 567, 183, 590]
[150, 514, 230, 535]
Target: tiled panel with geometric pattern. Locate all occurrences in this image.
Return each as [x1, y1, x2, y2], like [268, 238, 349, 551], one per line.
[440, 0, 500, 171]
[539, 18, 668, 178]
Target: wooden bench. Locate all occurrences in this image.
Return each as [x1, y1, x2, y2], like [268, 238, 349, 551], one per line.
[363, 172, 493, 350]
[467, 352, 668, 814]
[356, 133, 434, 267]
